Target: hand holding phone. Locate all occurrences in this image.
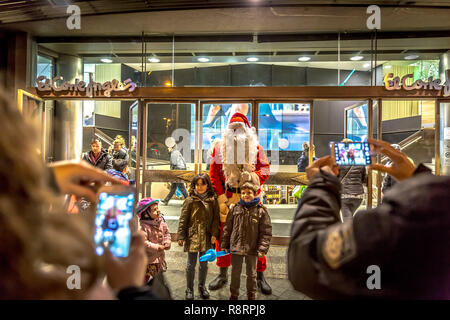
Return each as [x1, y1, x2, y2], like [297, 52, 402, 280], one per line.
[332, 141, 372, 166]
[94, 185, 136, 258]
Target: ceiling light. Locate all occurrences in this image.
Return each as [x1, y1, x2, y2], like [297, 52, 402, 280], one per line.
[148, 57, 160, 63]
[350, 55, 364, 61]
[100, 58, 112, 63]
[363, 63, 371, 68]
[384, 65, 392, 69]
[247, 57, 259, 62]
[404, 54, 419, 60]
[298, 56, 311, 62]
[197, 57, 210, 62]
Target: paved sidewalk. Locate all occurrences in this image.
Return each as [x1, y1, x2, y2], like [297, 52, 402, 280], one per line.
[163, 244, 311, 300]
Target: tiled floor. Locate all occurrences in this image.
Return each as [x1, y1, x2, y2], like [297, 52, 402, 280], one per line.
[163, 244, 311, 300]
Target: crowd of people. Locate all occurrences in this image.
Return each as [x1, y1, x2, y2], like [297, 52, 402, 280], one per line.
[0, 89, 448, 300]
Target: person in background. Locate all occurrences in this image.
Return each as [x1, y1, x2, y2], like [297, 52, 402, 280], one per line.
[177, 173, 220, 300]
[82, 138, 113, 171]
[205, 138, 221, 171]
[107, 159, 129, 185]
[112, 139, 129, 162]
[136, 198, 171, 285]
[160, 141, 188, 205]
[337, 138, 366, 221]
[220, 174, 272, 300]
[288, 138, 449, 299]
[297, 142, 317, 173]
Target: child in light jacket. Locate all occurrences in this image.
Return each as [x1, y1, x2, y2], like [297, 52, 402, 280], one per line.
[137, 198, 171, 283]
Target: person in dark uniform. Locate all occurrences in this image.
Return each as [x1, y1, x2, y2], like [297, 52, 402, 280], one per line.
[160, 141, 188, 205]
[288, 138, 449, 299]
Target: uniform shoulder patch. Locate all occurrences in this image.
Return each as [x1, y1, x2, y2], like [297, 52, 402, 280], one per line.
[321, 222, 357, 270]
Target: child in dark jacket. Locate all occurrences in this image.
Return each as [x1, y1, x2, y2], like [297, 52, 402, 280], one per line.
[220, 174, 272, 300]
[177, 173, 220, 300]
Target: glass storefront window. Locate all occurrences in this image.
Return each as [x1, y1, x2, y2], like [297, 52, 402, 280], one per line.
[36, 54, 53, 80]
[200, 103, 252, 170]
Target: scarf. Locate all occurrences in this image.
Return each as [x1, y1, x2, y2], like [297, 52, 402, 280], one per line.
[89, 151, 101, 165]
[239, 197, 260, 208]
[194, 190, 209, 200]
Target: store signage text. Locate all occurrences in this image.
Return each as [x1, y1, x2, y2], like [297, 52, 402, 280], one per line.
[384, 73, 450, 96]
[36, 75, 136, 97]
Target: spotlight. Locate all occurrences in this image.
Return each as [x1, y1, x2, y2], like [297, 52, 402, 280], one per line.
[148, 57, 160, 63]
[246, 57, 259, 62]
[404, 54, 419, 60]
[363, 63, 371, 68]
[350, 55, 364, 61]
[100, 58, 112, 63]
[298, 56, 311, 62]
[197, 57, 210, 62]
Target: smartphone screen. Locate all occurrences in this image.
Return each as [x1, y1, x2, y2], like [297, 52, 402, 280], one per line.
[334, 142, 372, 166]
[94, 190, 134, 257]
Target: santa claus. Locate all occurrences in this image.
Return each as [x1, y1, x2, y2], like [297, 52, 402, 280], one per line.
[208, 110, 272, 295]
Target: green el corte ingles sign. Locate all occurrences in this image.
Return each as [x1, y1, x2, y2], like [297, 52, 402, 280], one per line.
[384, 73, 450, 96]
[36, 74, 136, 98]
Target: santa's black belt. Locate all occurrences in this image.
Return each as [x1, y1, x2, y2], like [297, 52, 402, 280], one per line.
[226, 186, 241, 193]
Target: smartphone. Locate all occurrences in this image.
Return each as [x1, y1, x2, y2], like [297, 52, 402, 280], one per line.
[94, 185, 135, 257]
[332, 141, 372, 166]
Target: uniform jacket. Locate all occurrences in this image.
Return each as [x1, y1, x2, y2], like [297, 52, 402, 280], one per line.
[220, 202, 272, 256]
[140, 218, 171, 265]
[170, 149, 186, 170]
[82, 149, 113, 171]
[288, 164, 450, 299]
[209, 143, 270, 196]
[337, 165, 366, 195]
[177, 194, 220, 252]
[297, 153, 317, 172]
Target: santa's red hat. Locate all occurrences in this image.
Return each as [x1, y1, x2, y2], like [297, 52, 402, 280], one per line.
[229, 112, 251, 128]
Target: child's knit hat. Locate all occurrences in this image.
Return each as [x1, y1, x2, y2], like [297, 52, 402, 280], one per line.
[136, 197, 159, 218]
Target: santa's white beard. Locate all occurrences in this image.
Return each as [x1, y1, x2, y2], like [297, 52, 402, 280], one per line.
[221, 123, 258, 188]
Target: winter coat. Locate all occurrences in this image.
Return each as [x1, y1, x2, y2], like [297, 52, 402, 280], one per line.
[337, 165, 366, 196]
[112, 148, 129, 162]
[288, 164, 449, 299]
[170, 149, 186, 170]
[82, 149, 113, 171]
[140, 218, 171, 265]
[106, 169, 129, 185]
[221, 202, 272, 256]
[177, 194, 220, 252]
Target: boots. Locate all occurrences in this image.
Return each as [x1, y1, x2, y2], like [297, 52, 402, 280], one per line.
[185, 288, 194, 300]
[247, 292, 256, 300]
[257, 271, 272, 295]
[199, 285, 210, 299]
[208, 267, 228, 290]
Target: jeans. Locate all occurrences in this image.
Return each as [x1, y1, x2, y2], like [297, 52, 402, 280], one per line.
[341, 198, 363, 221]
[164, 183, 188, 202]
[186, 252, 208, 290]
[230, 254, 258, 296]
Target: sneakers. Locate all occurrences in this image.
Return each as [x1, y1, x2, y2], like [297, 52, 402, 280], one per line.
[199, 286, 210, 299]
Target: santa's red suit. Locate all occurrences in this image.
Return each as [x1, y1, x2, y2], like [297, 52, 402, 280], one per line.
[209, 113, 270, 272]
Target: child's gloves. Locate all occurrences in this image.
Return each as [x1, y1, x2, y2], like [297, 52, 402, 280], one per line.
[178, 240, 184, 246]
[258, 251, 265, 258]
